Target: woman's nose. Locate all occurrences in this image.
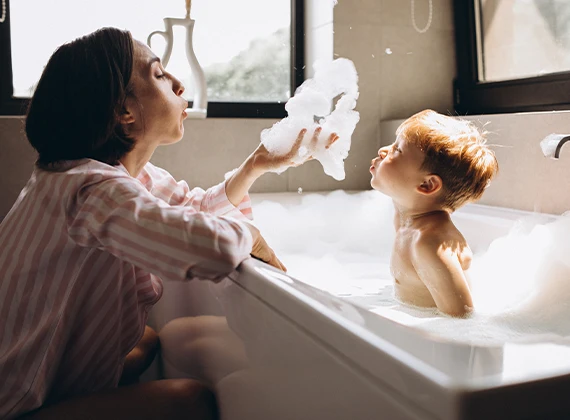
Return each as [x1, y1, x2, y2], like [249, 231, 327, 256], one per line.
[173, 77, 185, 96]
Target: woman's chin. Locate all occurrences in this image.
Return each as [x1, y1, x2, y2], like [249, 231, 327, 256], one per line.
[163, 133, 184, 146]
[176, 123, 185, 141]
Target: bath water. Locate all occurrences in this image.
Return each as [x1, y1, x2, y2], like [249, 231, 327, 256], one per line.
[252, 190, 570, 346]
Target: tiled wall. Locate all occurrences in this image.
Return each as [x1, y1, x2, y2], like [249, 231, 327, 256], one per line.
[0, 0, 486, 219]
[334, 0, 456, 121]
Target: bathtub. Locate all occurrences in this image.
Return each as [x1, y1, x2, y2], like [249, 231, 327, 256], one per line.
[148, 190, 570, 420]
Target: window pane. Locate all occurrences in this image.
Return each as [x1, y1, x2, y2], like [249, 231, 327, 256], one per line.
[478, 0, 570, 82]
[10, 0, 290, 102]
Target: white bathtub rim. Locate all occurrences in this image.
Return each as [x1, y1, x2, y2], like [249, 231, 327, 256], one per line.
[231, 260, 460, 420]
[234, 259, 570, 395]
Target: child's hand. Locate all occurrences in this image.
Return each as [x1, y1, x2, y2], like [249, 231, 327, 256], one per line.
[250, 127, 339, 174]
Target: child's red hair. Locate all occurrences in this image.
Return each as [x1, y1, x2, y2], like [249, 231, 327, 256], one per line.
[397, 110, 499, 211]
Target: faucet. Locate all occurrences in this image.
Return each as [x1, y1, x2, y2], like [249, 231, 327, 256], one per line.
[554, 136, 570, 158]
[540, 134, 570, 159]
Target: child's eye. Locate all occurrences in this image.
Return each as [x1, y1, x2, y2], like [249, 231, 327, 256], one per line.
[156, 73, 166, 79]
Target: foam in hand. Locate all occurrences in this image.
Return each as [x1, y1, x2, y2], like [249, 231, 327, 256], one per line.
[260, 58, 360, 181]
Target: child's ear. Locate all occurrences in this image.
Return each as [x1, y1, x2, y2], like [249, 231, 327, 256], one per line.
[417, 174, 442, 195]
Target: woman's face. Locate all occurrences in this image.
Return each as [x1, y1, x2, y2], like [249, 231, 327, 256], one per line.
[123, 40, 188, 146]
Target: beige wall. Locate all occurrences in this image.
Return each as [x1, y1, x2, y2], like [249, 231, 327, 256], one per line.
[0, 0, 457, 219]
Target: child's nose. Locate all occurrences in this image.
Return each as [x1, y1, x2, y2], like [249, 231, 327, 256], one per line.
[378, 147, 388, 159]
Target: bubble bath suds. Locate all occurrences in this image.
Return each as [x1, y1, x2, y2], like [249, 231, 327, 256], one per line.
[260, 58, 360, 181]
[252, 191, 570, 346]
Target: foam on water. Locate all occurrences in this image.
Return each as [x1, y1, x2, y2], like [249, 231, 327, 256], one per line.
[252, 190, 570, 346]
[260, 59, 360, 181]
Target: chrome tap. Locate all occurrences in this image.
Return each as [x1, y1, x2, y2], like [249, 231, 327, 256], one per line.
[554, 136, 570, 158]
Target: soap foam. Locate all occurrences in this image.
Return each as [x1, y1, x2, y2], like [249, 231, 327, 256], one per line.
[260, 59, 360, 181]
[252, 190, 570, 346]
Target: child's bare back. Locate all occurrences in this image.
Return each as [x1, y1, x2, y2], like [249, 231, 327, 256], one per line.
[391, 210, 473, 316]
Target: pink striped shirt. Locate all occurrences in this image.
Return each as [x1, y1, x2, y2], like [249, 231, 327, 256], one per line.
[0, 159, 253, 418]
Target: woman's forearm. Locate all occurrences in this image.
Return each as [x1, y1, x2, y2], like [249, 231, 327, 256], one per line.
[225, 155, 264, 207]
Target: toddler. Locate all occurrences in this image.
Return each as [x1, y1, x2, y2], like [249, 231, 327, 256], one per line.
[370, 110, 498, 317]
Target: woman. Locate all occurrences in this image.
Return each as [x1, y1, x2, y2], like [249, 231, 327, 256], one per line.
[0, 27, 337, 419]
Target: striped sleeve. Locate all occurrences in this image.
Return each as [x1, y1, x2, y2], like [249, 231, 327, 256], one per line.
[66, 175, 253, 282]
[186, 182, 253, 221]
[141, 163, 253, 221]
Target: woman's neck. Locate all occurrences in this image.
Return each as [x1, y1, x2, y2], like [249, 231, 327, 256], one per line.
[120, 144, 155, 177]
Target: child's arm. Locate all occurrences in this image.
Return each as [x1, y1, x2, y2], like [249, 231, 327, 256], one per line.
[412, 237, 473, 317]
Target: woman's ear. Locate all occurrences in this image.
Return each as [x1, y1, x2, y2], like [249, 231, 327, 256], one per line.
[119, 108, 136, 125]
[119, 112, 135, 125]
[119, 97, 137, 125]
[417, 174, 442, 196]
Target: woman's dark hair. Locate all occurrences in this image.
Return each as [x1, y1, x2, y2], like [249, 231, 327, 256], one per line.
[25, 27, 136, 167]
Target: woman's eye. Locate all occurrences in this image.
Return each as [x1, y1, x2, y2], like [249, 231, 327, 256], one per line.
[156, 73, 165, 79]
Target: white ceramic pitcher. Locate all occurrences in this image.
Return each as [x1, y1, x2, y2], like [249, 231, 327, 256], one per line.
[148, 17, 208, 119]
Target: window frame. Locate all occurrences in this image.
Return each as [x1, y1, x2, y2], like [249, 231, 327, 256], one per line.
[0, 0, 304, 118]
[453, 0, 570, 115]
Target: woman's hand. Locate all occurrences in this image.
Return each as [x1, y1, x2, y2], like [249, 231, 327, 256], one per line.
[250, 127, 339, 174]
[244, 223, 286, 272]
[224, 127, 338, 208]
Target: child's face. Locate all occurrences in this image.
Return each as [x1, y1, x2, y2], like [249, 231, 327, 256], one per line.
[369, 136, 427, 201]
[124, 40, 189, 146]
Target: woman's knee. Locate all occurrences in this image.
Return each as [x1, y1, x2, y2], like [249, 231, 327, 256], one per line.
[119, 326, 160, 385]
[140, 325, 160, 353]
[166, 379, 218, 420]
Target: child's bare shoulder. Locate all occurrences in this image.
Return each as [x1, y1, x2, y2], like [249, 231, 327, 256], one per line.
[414, 217, 458, 243]
[412, 220, 472, 267]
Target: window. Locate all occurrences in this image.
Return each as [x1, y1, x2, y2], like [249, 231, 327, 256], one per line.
[0, 0, 305, 118]
[454, 0, 570, 115]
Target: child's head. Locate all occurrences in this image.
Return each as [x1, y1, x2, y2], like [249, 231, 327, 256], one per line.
[26, 27, 187, 168]
[371, 110, 498, 211]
